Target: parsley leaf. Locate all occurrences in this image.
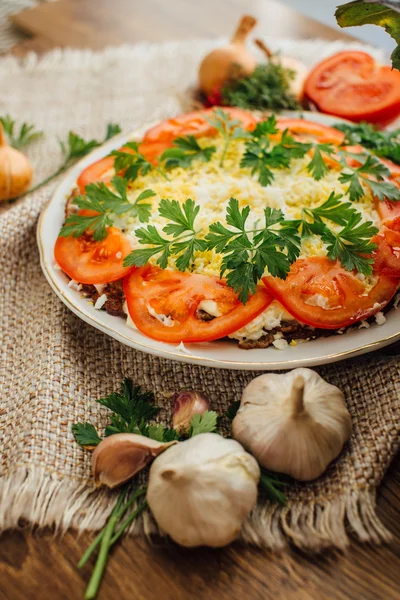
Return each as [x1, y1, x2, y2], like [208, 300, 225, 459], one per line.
[303, 192, 355, 227]
[59, 176, 156, 239]
[321, 213, 378, 276]
[72, 423, 102, 448]
[0, 115, 43, 150]
[148, 424, 179, 442]
[189, 411, 219, 437]
[339, 154, 400, 202]
[240, 117, 309, 186]
[307, 143, 336, 180]
[205, 107, 250, 166]
[335, 121, 400, 165]
[206, 198, 301, 302]
[110, 142, 153, 182]
[124, 198, 207, 271]
[259, 468, 287, 506]
[160, 135, 216, 169]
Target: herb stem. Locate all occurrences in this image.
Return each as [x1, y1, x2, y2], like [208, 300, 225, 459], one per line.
[220, 140, 229, 167]
[83, 490, 126, 600]
[110, 500, 147, 545]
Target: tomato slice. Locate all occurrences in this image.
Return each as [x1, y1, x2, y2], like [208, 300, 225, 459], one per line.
[275, 118, 345, 144]
[143, 108, 256, 143]
[124, 265, 272, 343]
[262, 257, 398, 329]
[76, 141, 170, 193]
[373, 217, 400, 278]
[55, 216, 133, 284]
[304, 51, 400, 125]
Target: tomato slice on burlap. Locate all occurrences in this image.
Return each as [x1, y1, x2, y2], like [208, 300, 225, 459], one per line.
[304, 51, 400, 125]
[124, 265, 273, 343]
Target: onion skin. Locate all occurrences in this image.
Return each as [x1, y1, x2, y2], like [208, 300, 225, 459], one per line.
[0, 124, 33, 202]
[199, 15, 257, 96]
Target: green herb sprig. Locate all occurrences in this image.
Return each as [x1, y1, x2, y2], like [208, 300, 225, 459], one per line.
[205, 199, 301, 302]
[221, 62, 301, 112]
[240, 117, 309, 185]
[72, 378, 219, 599]
[338, 153, 400, 202]
[59, 176, 155, 240]
[335, 121, 400, 165]
[10, 123, 121, 202]
[205, 107, 251, 167]
[0, 115, 43, 150]
[160, 135, 216, 169]
[124, 197, 207, 271]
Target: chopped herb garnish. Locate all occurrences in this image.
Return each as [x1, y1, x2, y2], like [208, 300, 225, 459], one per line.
[221, 61, 301, 112]
[59, 176, 156, 240]
[205, 198, 301, 303]
[240, 117, 309, 186]
[124, 198, 207, 271]
[339, 154, 400, 202]
[160, 135, 216, 169]
[205, 107, 251, 167]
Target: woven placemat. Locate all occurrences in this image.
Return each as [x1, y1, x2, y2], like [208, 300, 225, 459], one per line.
[0, 39, 399, 552]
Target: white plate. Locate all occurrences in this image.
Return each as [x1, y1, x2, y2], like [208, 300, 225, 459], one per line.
[37, 112, 400, 370]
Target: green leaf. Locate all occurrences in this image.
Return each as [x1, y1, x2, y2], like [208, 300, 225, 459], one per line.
[221, 62, 301, 112]
[97, 378, 159, 429]
[189, 411, 219, 437]
[259, 469, 287, 505]
[0, 115, 43, 150]
[148, 424, 179, 442]
[305, 192, 354, 226]
[307, 144, 336, 180]
[105, 123, 122, 140]
[160, 135, 216, 169]
[205, 108, 250, 166]
[335, 1, 400, 70]
[335, 121, 400, 164]
[224, 401, 241, 422]
[72, 423, 102, 447]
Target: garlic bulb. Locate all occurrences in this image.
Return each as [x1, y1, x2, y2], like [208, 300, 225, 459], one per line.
[232, 368, 352, 481]
[92, 433, 177, 488]
[0, 124, 33, 202]
[147, 433, 260, 547]
[199, 15, 257, 96]
[172, 390, 210, 434]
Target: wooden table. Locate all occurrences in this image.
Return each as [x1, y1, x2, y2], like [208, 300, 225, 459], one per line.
[1, 1, 400, 599]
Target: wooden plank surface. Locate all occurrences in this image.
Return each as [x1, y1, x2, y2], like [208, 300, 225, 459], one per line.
[2, 1, 400, 599]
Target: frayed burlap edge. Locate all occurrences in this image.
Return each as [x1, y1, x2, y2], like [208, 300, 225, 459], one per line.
[0, 466, 392, 552]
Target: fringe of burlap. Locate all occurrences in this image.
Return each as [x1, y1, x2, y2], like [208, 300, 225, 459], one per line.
[0, 466, 391, 551]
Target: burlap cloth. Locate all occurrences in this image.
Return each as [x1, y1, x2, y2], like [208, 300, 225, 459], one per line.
[0, 38, 399, 552]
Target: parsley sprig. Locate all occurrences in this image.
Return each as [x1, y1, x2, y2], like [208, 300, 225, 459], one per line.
[59, 176, 155, 240]
[160, 135, 216, 169]
[205, 199, 301, 302]
[335, 121, 400, 165]
[339, 153, 400, 202]
[240, 117, 309, 185]
[205, 107, 251, 167]
[124, 198, 207, 271]
[72, 378, 219, 599]
[0, 115, 43, 150]
[307, 143, 337, 180]
[10, 123, 121, 201]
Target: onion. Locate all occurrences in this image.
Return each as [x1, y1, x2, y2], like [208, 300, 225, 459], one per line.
[0, 124, 33, 202]
[198, 15, 257, 96]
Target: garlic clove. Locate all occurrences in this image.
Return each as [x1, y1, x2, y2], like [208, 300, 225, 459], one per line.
[232, 368, 352, 481]
[199, 15, 257, 96]
[147, 433, 260, 547]
[172, 390, 210, 434]
[0, 124, 33, 202]
[92, 433, 178, 488]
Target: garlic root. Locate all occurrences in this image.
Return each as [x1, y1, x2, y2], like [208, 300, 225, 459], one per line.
[92, 433, 177, 488]
[232, 368, 352, 481]
[0, 124, 33, 202]
[198, 15, 257, 96]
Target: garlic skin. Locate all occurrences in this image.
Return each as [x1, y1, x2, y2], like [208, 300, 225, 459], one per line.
[278, 56, 309, 99]
[92, 433, 177, 488]
[147, 433, 260, 547]
[172, 390, 210, 434]
[0, 124, 33, 202]
[232, 368, 352, 481]
[199, 15, 257, 96]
